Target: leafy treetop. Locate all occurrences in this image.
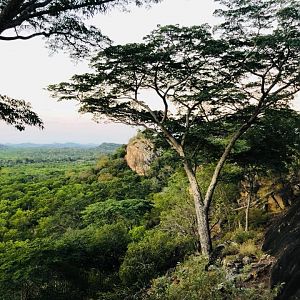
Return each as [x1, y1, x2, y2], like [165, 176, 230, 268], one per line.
[0, 95, 43, 130]
[0, 0, 161, 58]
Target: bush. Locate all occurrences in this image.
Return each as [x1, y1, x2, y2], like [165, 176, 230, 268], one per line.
[119, 230, 194, 288]
[229, 229, 257, 244]
[145, 255, 229, 300]
[144, 255, 276, 300]
[239, 239, 263, 257]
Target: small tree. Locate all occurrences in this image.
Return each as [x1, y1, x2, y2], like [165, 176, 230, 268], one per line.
[50, 0, 300, 256]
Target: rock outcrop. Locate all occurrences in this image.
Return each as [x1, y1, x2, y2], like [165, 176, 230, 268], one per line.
[263, 198, 300, 299]
[239, 176, 296, 214]
[125, 136, 157, 176]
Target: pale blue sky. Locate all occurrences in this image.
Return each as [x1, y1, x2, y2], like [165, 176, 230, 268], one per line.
[0, 0, 298, 144]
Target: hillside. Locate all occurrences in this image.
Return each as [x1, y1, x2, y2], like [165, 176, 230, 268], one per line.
[0, 138, 299, 299]
[4, 142, 121, 150]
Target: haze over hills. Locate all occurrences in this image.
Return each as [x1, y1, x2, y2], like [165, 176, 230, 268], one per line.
[0, 142, 123, 166]
[2, 142, 122, 151]
[4, 142, 97, 148]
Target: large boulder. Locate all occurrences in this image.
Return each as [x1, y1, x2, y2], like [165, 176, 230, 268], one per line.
[125, 136, 157, 176]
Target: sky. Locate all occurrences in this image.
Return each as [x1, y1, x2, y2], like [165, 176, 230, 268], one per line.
[0, 0, 219, 144]
[0, 0, 299, 144]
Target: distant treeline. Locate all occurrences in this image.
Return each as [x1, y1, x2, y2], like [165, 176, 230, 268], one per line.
[0, 143, 122, 166]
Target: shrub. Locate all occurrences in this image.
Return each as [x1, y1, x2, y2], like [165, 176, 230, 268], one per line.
[144, 255, 276, 300]
[239, 240, 263, 257]
[119, 230, 194, 288]
[229, 229, 257, 244]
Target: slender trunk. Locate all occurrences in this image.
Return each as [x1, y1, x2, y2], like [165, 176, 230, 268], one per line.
[204, 98, 265, 211]
[195, 203, 212, 257]
[204, 127, 246, 210]
[245, 192, 251, 232]
[183, 160, 212, 257]
[154, 118, 213, 256]
[245, 176, 254, 231]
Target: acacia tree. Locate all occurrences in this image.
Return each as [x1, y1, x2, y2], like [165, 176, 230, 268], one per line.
[0, 0, 160, 130]
[50, 25, 237, 255]
[50, 0, 300, 256]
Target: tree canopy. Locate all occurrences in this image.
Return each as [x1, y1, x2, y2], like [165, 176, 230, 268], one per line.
[0, 95, 43, 130]
[49, 24, 236, 142]
[0, 0, 161, 131]
[0, 0, 161, 57]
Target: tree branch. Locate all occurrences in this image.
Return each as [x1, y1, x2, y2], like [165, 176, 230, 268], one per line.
[0, 31, 47, 40]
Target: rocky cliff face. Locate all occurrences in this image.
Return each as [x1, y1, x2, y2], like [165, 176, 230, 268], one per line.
[125, 136, 157, 176]
[239, 176, 296, 214]
[263, 196, 300, 299]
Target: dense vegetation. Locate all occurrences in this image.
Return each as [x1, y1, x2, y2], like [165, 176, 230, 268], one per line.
[0, 136, 299, 299]
[0, 0, 299, 299]
[0, 143, 121, 166]
[0, 146, 175, 299]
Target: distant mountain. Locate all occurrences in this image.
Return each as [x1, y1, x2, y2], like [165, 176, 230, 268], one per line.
[97, 143, 123, 153]
[3, 142, 122, 153]
[5, 143, 98, 149]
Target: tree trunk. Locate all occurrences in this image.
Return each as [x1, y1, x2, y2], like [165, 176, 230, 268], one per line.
[183, 160, 212, 257]
[195, 202, 212, 256]
[158, 123, 213, 256]
[245, 191, 251, 232]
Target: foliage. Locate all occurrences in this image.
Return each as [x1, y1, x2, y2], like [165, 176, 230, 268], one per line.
[0, 146, 110, 166]
[0, 146, 168, 298]
[144, 255, 275, 300]
[0, 95, 43, 131]
[119, 230, 194, 289]
[0, 223, 130, 300]
[82, 198, 153, 226]
[0, 0, 161, 58]
[152, 172, 196, 239]
[225, 229, 258, 245]
[233, 109, 300, 172]
[0, 140, 297, 298]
